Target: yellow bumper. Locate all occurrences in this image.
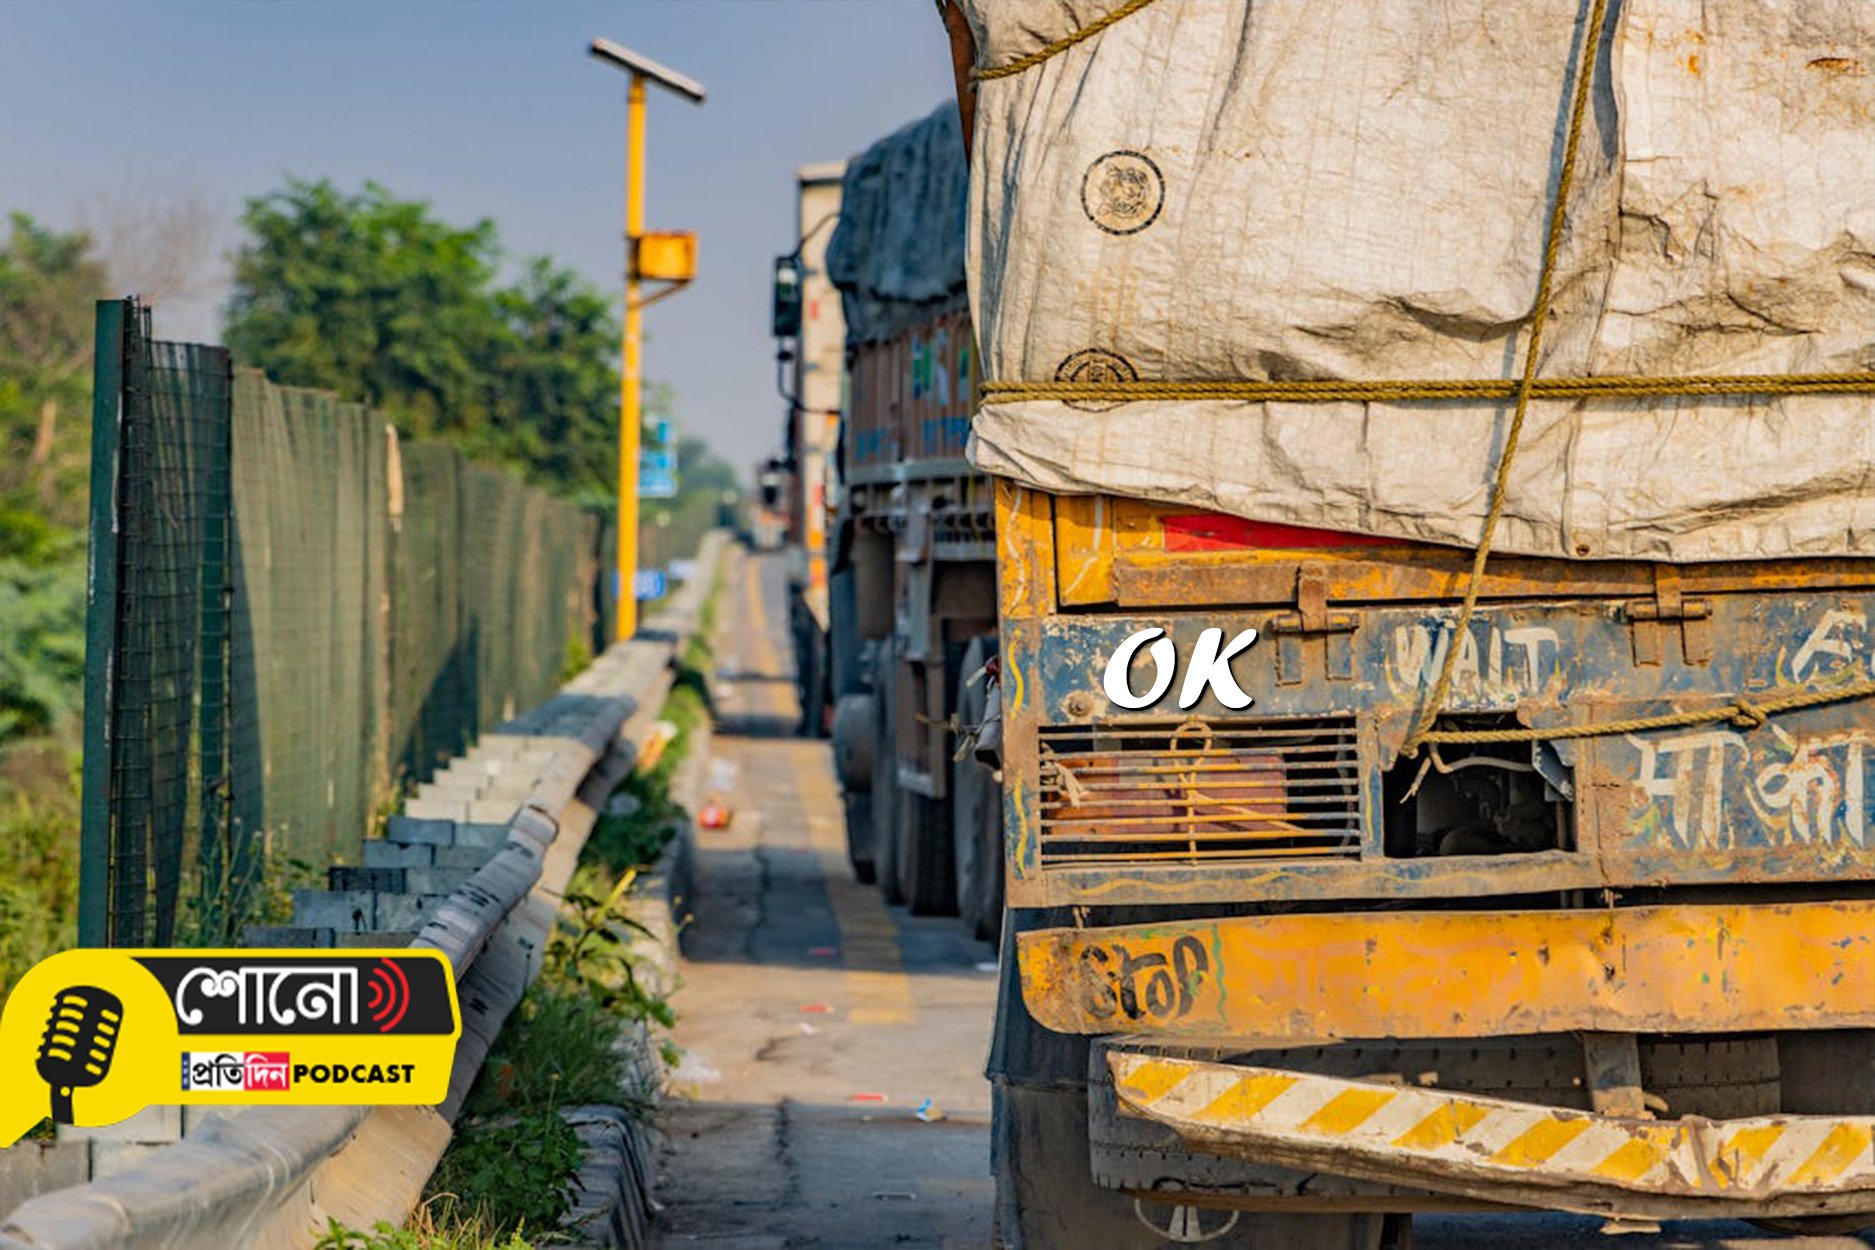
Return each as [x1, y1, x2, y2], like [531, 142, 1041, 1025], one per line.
[1017, 900, 1875, 1039]
[1111, 1052, 1875, 1221]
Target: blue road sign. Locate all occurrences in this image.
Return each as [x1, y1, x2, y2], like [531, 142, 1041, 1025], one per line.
[640, 448, 678, 499]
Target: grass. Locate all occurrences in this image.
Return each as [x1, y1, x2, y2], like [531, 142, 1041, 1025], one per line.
[312, 1199, 539, 1250]
[0, 737, 78, 1013]
[582, 614, 713, 878]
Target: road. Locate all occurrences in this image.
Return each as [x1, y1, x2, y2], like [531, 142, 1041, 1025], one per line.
[651, 548, 1873, 1250]
[653, 549, 997, 1249]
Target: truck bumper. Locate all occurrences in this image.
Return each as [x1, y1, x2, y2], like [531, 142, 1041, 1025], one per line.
[1016, 900, 1875, 1039]
[1110, 1051, 1875, 1221]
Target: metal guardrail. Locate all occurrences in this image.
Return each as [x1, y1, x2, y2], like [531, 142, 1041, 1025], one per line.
[0, 531, 730, 1250]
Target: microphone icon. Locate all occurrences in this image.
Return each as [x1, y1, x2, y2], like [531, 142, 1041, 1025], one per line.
[36, 986, 123, 1125]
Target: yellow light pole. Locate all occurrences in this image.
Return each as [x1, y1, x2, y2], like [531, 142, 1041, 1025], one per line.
[589, 38, 704, 641]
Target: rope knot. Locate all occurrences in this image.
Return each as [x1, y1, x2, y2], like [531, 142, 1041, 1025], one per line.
[1728, 700, 1769, 730]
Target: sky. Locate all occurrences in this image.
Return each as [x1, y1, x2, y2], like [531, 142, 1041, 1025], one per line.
[0, 0, 957, 465]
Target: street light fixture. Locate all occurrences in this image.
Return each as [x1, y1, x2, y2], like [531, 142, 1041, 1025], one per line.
[589, 36, 705, 641]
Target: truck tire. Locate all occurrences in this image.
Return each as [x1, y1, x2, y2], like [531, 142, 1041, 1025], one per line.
[995, 1080, 1389, 1250]
[870, 642, 904, 904]
[897, 788, 958, 916]
[800, 625, 830, 739]
[953, 634, 1003, 942]
[842, 791, 876, 885]
[789, 602, 815, 737]
[831, 692, 877, 884]
[831, 693, 875, 790]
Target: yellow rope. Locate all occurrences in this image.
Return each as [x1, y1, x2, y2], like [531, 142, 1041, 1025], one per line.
[972, 0, 1163, 81]
[1399, 0, 1610, 757]
[1418, 678, 1875, 745]
[979, 371, 1875, 404]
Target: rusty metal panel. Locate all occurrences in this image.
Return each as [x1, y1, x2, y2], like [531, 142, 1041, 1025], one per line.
[1018, 901, 1875, 1038]
[1055, 494, 1875, 611]
[847, 337, 895, 476]
[1002, 589, 1875, 904]
[907, 308, 972, 462]
[1109, 1052, 1875, 1222]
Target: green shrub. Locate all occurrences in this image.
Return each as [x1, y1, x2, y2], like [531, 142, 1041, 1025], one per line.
[0, 747, 78, 1012]
[465, 982, 630, 1118]
[0, 551, 86, 748]
[426, 1110, 583, 1241]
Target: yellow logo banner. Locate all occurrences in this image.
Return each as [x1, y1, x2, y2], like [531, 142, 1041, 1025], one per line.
[0, 947, 461, 1147]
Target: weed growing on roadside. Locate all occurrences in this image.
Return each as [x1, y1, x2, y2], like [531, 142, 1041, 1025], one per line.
[312, 1194, 546, 1249]
[427, 1109, 583, 1240]
[467, 983, 632, 1117]
[583, 669, 708, 875]
[548, 868, 675, 1036]
[415, 558, 723, 1242]
[559, 634, 593, 685]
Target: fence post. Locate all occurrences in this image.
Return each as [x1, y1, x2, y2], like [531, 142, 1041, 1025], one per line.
[195, 348, 237, 941]
[78, 299, 128, 947]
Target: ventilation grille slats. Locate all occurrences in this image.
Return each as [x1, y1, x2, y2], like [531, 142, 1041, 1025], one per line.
[1037, 717, 1362, 868]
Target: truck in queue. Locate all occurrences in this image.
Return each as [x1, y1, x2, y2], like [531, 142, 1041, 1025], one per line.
[931, 0, 1875, 1246]
[768, 162, 848, 737]
[777, 107, 1005, 934]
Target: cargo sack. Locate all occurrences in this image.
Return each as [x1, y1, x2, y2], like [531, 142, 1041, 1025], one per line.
[960, 0, 1875, 563]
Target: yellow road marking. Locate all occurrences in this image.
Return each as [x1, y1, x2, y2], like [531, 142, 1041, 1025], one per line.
[1392, 1100, 1490, 1151]
[1297, 1086, 1397, 1137]
[1492, 1116, 1594, 1168]
[798, 762, 917, 1025]
[738, 553, 917, 1026]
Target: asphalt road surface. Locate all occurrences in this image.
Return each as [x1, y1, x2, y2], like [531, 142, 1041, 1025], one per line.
[652, 549, 1873, 1250]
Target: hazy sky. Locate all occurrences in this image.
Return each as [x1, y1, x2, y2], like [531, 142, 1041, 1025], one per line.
[0, 0, 956, 464]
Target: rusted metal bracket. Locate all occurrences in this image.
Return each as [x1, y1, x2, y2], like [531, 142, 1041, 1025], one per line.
[1581, 1032, 1650, 1120]
[1627, 566, 1713, 667]
[1268, 564, 1358, 685]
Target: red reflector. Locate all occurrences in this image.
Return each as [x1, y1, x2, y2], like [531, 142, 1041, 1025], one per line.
[1161, 513, 1410, 553]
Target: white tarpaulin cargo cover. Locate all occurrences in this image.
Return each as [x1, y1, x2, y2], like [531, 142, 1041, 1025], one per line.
[960, 0, 1875, 562]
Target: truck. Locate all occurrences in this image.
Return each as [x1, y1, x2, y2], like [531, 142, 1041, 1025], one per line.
[932, 1, 1875, 1247]
[775, 108, 1003, 934]
[771, 162, 847, 737]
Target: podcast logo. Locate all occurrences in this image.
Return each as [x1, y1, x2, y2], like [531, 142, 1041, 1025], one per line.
[36, 986, 123, 1125]
[0, 948, 460, 1148]
[133, 954, 451, 1036]
[179, 1051, 292, 1091]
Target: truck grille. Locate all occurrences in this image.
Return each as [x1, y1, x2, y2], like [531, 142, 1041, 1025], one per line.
[1037, 717, 1362, 867]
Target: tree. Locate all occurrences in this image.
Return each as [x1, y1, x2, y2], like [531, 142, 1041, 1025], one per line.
[0, 214, 103, 746]
[225, 179, 622, 501]
[77, 185, 229, 339]
[226, 179, 500, 432]
[0, 213, 107, 527]
[489, 256, 622, 504]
